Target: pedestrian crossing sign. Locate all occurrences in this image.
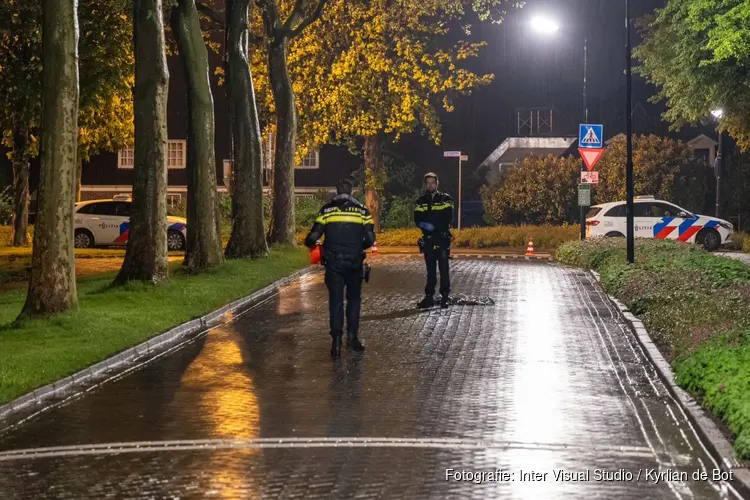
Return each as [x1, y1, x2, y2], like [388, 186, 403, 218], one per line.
[579, 124, 603, 149]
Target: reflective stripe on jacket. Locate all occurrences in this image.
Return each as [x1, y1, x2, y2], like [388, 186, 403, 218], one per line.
[414, 191, 454, 233]
[304, 194, 376, 256]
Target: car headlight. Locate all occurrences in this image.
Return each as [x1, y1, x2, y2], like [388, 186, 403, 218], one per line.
[719, 221, 733, 230]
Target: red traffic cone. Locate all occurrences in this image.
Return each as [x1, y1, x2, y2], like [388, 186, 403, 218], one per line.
[525, 237, 535, 256]
[371, 241, 379, 255]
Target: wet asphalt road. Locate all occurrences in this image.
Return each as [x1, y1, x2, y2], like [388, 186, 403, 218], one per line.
[0, 256, 742, 499]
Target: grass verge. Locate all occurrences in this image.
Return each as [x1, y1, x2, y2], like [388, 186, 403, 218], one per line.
[0, 246, 309, 405]
[557, 238, 750, 459]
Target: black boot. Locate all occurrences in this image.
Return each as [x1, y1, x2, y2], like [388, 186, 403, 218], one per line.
[348, 333, 365, 352]
[331, 336, 342, 357]
[417, 295, 435, 309]
[440, 295, 450, 309]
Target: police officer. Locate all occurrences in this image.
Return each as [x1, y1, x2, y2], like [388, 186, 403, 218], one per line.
[305, 179, 375, 356]
[414, 172, 453, 309]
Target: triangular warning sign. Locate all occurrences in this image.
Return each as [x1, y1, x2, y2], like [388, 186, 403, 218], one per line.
[581, 127, 600, 145]
[579, 148, 604, 171]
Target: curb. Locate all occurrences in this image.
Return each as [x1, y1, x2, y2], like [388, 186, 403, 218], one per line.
[372, 252, 553, 261]
[590, 271, 750, 499]
[0, 265, 320, 426]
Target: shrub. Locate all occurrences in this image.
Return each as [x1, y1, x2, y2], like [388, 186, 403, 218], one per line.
[382, 196, 415, 229]
[558, 238, 750, 459]
[726, 231, 746, 252]
[595, 135, 709, 211]
[0, 188, 13, 225]
[480, 154, 580, 225]
[371, 225, 579, 249]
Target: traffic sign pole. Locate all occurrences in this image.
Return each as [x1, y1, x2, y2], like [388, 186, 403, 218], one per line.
[458, 156, 462, 231]
[578, 123, 603, 241]
[444, 151, 465, 231]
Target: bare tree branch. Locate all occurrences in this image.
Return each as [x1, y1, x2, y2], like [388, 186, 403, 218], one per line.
[289, 0, 327, 38]
[195, 2, 225, 26]
[282, 0, 306, 32]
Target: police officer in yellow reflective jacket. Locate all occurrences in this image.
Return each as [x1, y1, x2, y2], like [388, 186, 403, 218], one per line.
[414, 172, 454, 309]
[305, 179, 376, 356]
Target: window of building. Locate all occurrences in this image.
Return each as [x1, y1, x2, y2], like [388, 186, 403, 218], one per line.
[296, 150, 319, 169]
[118, 140, 187, 169]
[167, 140, 186, 169]
[118, 147, 134, 169]
[694, 148, 710, 165]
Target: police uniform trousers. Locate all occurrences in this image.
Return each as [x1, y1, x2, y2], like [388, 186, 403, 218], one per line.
[423, 237, 450, 297]
[324, 252, 364, 339]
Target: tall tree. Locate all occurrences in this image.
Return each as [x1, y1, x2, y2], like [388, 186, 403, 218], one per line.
[0, 0, 133, 245]
[76, 0, 134, 200]
[635, 0, 750, 148]
[0, 0, 42, 246]
[20, 0, 79, 317]
[224, 0, 268, 258]
[250, 0, 512, 232]
[255, 0, 327, 245]
[116, 0, 170, 284]
[171, 0, 224, 270]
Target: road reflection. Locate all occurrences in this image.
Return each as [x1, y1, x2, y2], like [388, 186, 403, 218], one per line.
[169, 311, 259, 498]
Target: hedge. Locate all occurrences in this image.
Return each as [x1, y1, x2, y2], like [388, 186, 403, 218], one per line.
[295, 225, 580, 250]
[558, 238, 750, 459]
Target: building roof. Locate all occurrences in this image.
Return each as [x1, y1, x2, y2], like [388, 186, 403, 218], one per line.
[479, 137, 578, 169]
[686, 134, 718, 147]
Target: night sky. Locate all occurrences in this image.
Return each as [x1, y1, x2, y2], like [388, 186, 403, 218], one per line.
[396, 0, 719, 197]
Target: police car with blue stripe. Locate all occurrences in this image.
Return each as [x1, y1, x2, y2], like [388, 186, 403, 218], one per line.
[586, 196, 733, 252]
[74, 195, 187, 251]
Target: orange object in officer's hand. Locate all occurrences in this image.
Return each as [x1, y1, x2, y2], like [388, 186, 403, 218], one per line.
[309, 244, 323, 265]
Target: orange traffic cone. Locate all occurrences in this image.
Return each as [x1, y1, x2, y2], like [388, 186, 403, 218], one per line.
[525, 237, 535, 256]
[371, 241, 379, 255]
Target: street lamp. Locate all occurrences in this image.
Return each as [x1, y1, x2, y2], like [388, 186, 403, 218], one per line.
[529, 6, 634, 260]
[530, 16, 560, 35]
[711, 109, 724, 218]
[529, 16, 588, 240]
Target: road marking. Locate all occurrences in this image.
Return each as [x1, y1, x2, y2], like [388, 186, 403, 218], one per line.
[0, 437, 658, 461]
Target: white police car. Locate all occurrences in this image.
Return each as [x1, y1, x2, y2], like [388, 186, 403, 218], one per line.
[585, 196, 733, 252]
[74, 195, 187, 250]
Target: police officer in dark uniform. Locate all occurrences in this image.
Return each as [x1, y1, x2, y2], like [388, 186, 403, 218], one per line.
[414, 172, 453, 309]
[305, 179, 376, 356]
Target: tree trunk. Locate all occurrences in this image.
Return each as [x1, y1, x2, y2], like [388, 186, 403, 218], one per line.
[75, 154, 82, 202]
[115, 0, 170, 284]
[267, 38, 296, 245]
[264, 124, 275, 240]
[11, 125, 30, 247]
[20, 0, 79, 318]
[171, 0, 223, 270]
[364, 135, 383, 233]
[224, 0, 268, 259]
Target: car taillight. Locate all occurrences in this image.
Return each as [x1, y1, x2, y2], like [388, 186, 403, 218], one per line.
[586, 220, 600, 226]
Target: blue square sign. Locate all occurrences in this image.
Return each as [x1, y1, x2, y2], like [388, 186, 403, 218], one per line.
[579, 124, 603, 149]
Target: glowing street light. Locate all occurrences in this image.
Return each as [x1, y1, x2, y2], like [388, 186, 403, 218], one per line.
[711, 109, 724, 119]
[530, 16, 560, 35]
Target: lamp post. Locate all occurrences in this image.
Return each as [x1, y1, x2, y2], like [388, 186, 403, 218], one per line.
[530, 17, 588, 242]
[625, 0, 634, 264]
[531, 8, 634, 261]
[711, 109, 724, 218]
